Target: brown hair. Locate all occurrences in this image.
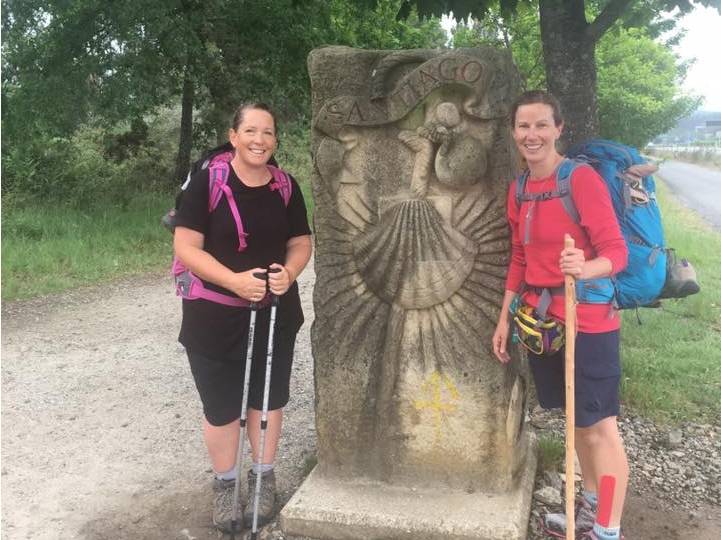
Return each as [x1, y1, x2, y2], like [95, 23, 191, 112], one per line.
[231, 102, 278, 133]
[510, 90, 563, 127]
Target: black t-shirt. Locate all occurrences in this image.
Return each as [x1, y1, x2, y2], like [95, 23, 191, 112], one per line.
[175, 165, 311, 359]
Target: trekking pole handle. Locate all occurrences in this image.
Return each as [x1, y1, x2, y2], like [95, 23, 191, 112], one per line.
[249, 271, 268, 309]
[268, 267, 281, 305]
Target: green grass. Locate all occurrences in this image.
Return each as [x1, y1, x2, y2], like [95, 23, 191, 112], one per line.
[1, 124, 315, 302]
[537, 435, 565, 472]
[2, 192, 174, 300]
[619, 178, 721, 424]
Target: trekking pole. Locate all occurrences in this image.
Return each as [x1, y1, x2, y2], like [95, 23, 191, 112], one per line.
[230, 272, 266, 540]
[251, 268, 281, 540]
[564, 234, 577, 540]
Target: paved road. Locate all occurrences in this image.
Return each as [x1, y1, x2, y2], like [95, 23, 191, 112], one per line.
[657, 160, 721, 230]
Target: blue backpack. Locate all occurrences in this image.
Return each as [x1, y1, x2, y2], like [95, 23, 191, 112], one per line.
[516, 139, 667, 310]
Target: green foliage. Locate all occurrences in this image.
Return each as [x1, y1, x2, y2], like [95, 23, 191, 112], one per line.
[275, 119, 314, 217]
[328, 0, 447, 49]
[2, 0, 449, 198]
[596, 27, 699, 148]
[2, 108, 178, 208]
[399, 0, 498, 21]
[0, 119, 316, 301]
[409, 0, 720, 145]
[2, 0, 331, 145]
[451, 5, 697, 146]
[451, 3, 544, 89]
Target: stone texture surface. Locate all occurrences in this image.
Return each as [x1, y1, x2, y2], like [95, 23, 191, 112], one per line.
[281, 436, 536, 540]
[308, 46, 527, 499]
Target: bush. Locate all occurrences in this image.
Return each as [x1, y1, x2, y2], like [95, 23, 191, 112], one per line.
[2, 110, 179, 209]
[275, 118, 314, 216]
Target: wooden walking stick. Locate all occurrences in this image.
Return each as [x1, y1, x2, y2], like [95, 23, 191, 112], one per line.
[564, 233, 577, 540]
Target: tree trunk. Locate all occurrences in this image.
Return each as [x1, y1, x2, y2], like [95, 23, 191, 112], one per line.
[207, 81, 235, 145]
[174, 69, 194, 186]
[539, 0, 599, 149]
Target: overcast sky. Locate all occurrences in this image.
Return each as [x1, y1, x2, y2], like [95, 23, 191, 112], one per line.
[673, 4, 721, 112]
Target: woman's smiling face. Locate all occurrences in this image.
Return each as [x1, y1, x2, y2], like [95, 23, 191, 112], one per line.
[512, 102, 563, 168]
[229, 108, 277, 168]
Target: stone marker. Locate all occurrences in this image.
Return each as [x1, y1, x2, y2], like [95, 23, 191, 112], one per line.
[281, 46, 536, 540]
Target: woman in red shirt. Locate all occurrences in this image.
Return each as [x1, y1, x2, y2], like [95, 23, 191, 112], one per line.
[492, 91, 628, 540]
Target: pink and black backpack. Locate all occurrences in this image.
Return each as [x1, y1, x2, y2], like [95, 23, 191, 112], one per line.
[170, 150, 292, 307]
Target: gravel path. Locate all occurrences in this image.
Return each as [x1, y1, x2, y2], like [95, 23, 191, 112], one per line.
[526, 407, 721, 539]
[2, 261, 720, 539]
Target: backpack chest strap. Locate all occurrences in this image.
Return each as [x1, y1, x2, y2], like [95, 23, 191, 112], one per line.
[517, 189, 567, 202]
[515, 159, 581, 246]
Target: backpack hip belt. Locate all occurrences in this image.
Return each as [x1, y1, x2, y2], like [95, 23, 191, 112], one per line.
[173, 262, 271, 308]
[522, 279, 616, 322]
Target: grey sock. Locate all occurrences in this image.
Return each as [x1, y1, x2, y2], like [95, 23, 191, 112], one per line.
[215, 467, 237, 481]
[251, 463, 274, 474]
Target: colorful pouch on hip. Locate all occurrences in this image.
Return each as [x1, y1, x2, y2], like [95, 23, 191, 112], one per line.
[512, 303, 565, 356]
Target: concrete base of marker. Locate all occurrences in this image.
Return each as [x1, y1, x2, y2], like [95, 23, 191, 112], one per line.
[280, 434, 537, 540]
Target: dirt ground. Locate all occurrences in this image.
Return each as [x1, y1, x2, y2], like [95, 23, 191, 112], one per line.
[2, 264, 720, 539]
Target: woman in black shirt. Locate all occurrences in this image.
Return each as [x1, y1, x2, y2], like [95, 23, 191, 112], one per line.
[174, 102, 312, 532]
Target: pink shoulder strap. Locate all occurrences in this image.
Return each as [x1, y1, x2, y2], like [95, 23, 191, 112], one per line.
[267, 165, 293, 206]
[207, 151, 246, 251]
[206, 157, 293, 253]
[207, 151, 234, 212]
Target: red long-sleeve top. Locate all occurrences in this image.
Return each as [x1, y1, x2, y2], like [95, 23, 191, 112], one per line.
[505, 163, 628, 333]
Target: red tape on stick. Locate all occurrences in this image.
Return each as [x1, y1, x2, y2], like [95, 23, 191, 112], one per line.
[596, 475, 616, 528]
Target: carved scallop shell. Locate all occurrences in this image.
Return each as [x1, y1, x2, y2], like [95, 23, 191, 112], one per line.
[352, 198, 478, 309]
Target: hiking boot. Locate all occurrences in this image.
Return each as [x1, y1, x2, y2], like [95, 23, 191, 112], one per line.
[243, 469, 276, 528]
[212, 477, 240, 533]
[543, 496, 596, 537]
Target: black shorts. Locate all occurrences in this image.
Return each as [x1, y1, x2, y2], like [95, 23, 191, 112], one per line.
[528, 330, 621, 428]
[187, 320, 297, 426]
